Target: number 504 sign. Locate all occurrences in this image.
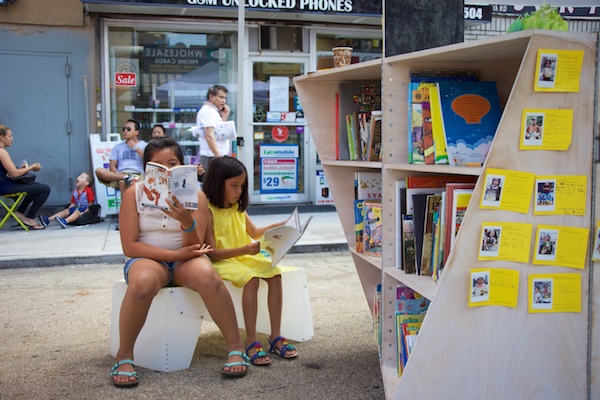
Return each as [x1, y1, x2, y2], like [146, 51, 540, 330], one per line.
[260, 158, 298, 193]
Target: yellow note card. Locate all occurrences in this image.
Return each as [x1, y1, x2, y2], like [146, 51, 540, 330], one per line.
[478, 222, 533, 263]
[533, 224, 589, 269]
[534, 175, 587, 216]
[528, 273, 581, 313]
[519, 109, 573, 150]
[469, 268, 519, 308]
[534, 49, 584, 92]
[480, 168, 535, 213]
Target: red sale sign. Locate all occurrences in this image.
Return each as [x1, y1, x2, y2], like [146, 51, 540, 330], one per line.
[115, 73, 137, 87]
[271, 126, 289, 143]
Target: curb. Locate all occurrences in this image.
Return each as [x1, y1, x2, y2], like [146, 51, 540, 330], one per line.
[0, 243, 349, 270]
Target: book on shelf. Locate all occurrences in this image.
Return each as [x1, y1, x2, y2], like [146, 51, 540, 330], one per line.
[338, 81, 381, 160]
[354, 199, 366, 253]
[443, 183, 476, 266]
[355, 171, 382, 201]
[345, 113, 359, 160]
[420, 194, 443, 276]
[406, 174, 478, 189]
[437, 80, 502, 166]
[362, 201, 382, 257]
[141, 162, 198, 211]
[374, 284, 383, 355]
[402, 215, 417, 274]
[411, 193, 430, 275]
[450, 189, 474, 252]
[258, 207, 313, 267]
[366, 110, 383, 161]
[395, 180, 407, 269]
[407, 70, 479, 165]
[431, 193, 444, 282]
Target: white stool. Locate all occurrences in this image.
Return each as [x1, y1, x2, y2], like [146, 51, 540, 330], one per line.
[109, 266, 314, 372]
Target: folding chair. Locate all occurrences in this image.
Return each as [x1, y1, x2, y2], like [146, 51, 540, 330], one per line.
[0, 192, 29, 232]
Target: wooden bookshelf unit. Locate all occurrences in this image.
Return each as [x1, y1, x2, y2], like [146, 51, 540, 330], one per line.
[294, 30, 599, 399]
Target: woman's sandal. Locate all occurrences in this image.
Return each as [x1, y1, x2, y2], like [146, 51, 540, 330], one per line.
[221, 350, 250, 378]
[246, 341, 271, 366]
[110, 358, 139, 388]
[268, 336, 298, 359]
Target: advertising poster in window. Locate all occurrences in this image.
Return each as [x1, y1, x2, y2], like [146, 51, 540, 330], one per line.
[260, 144, 298, 194]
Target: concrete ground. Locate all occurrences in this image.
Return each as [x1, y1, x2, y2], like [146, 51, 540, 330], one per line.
[0, 252, 385, 399]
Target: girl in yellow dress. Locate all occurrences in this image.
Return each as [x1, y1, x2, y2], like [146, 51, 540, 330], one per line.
[203, 156, 299, 366]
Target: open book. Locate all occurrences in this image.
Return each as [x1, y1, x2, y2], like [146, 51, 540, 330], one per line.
[141, 162, 198, 210]
[259, 207, 313, 267]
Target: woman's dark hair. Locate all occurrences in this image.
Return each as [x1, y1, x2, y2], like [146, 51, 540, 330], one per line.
[143, 137, 184, 168]
[203, 156, 249, 212]
[207, 84, 228, 100]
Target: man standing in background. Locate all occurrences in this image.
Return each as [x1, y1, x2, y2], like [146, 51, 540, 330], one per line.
[195, 85, 231, 176]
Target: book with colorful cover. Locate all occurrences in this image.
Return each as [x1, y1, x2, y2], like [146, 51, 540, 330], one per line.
[450, 189, 474, 251]
[395, 180, 407, 269]
[421, 100, 435, 164]
[421, 194, 443, 276]
[367, 110, 383, 162]
[396, 314, 425, 376]
[402, 215, 417, 274]
[443, 183, 476, 266]
[428, 83, 449, 164]
[362, 201, 383, 257]
[409, 102, 424, 164]
[406, 175, 478, 189]
[142, 162, 198, 211]
[437, 80, 502, 166]
[354, 199, 366, 253]
[355, 171, 382, 201]
[346, 113, 358, 160]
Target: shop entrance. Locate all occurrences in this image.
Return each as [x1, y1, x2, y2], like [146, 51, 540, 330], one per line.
[248, 57, 310, 205]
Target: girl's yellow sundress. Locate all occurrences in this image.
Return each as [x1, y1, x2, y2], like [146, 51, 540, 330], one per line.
[209, 203, 282, 287]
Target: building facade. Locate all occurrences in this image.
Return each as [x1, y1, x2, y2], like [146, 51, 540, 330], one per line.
[0, 1, 597, 208]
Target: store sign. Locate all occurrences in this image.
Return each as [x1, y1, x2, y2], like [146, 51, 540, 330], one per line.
[115, 72, 137, 87]
[491, 5, 599, 17]
[81, 0, 381, 16]
[271, 126, 289, 143]
[464, 5, 491, 22]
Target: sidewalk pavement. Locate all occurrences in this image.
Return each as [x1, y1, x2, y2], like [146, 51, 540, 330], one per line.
[0, 207, 348, 269]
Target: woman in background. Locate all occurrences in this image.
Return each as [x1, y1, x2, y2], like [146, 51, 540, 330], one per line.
[0, 125, 50, 230]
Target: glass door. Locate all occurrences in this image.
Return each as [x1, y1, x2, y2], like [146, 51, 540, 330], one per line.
[248, 57, 310, 204]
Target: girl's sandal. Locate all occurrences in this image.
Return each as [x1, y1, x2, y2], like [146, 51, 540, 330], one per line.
[110, 358, 139, 388]
[221, 350, 250, 378]
[268, 336, 298, 359]
[246, 341, 271, 366]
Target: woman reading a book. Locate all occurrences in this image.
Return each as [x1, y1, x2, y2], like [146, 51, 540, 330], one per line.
[202, 156, 299, 366]
[111, 137, 249, 388]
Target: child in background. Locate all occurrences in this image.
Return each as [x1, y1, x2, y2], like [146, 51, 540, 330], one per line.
[39, 172, 95, 229]
[202, 156, 299, 366]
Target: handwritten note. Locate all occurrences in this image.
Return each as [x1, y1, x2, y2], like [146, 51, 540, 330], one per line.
[528, 273, 581, 313]
[519, 109, 573, 151]
[534, 49, 584, 92]
[480, 168, 535, 213]
[478, 222, 533, 263]
[469, 268, 519, 308]
[534, 175, 586, 216]
[532, 224, 589, 269]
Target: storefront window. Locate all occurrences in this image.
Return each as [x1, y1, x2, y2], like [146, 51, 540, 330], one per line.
[107, 26, 237, 163]
[316, 34, 382, 70]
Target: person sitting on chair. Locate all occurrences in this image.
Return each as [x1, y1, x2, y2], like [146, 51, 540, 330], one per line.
[95, 119, 147, 194]
[0, 125, 50, 230]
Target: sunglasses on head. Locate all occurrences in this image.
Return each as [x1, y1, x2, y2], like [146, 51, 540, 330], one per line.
[122, 126, 133, 132]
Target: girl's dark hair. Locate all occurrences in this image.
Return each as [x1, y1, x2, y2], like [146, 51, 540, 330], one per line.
[202, 156, 249, 212]
[143, 137, 184, 168]
[0, 125, 10, 137]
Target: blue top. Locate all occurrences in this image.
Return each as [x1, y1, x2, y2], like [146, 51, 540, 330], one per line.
[0, 160, 15, 194]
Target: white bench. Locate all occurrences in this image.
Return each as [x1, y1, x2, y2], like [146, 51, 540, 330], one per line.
[109, 266, 313, 372]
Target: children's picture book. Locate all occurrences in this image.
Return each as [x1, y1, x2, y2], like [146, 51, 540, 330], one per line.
[141, 162, 198, 211]
[367, 110, 383, 162]
[443, 183, 475, 265]
[259, 207, 313, 267]
[437, 80, 502, 166]
[354, 199, 366, 253]
[362, 201, 383, 257]
[450, 189, 474, 249]
[355, 171, 382, 200]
